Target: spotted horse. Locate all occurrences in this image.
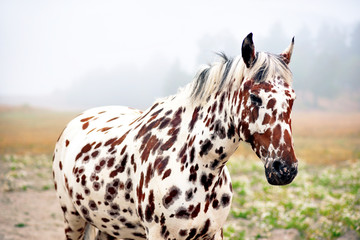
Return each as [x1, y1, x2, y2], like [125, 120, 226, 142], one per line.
[53, 33, 298, 240]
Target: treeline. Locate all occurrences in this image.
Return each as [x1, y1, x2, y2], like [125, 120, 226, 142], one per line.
[290, 23, 360, 109]
[164, 23, 360, 110]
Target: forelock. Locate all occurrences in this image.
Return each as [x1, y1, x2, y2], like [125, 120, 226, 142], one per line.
[248, 52, 292, 84]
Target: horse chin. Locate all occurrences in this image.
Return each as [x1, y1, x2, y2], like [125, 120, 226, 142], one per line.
[265, 172, 292, 186]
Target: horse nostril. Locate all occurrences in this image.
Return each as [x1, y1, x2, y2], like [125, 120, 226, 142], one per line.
[290, 165, 298, 174]
[272, 160, 281, 173]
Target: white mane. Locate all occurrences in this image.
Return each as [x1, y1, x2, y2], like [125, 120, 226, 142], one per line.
[187, 52, 293, 102]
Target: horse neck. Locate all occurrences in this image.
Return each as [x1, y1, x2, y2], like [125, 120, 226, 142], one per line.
[179, 75, 244, 174]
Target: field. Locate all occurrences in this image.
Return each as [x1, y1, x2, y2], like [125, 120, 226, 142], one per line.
[0, 105, 359, 239]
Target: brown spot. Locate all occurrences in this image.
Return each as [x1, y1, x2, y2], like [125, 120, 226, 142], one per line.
[154, 156, 169, 175]
[283, 129, 292, 145]
[136, 117, 163, 139]
[110, 130, 130, 147]
[82, 122, 89, 130]
[198, 218, 211, 236]
[98, 127, 112, 132]
[136, 172, 145, 203]
[199, 139, 213, 157]
[211, 101, 217, 113]
[253, 128, 272, 154]
[159, 117, 171, 129]
[65, 140, 70, 147]
[267, 98, 276, 110]
[109, 154, 127, 178]
[80, 116, 94, 122]
[270, 110, 278, 124]
[141, 135, 159, 164]
[131, 154, 137, 173]
[175, 207, 190, 219]
[179, 143, 187, 159]
[162, 186, 181, 209]
[212, 199, 219, 209]
[160, 136, 177, 151]
[189, 147, 195, 163]
[106, 117, 119, 122]
[185, 189, 193, 201]
[262, 113, 271, 125]
[145, 190, 155, 223]
[83, 155, 90, 162]
[189, 136, 196, 147]
[179, 229, 188, 237]
[61, 206, 67, 213]
[151, 108, 163, 117]
[167, 127, 179, 136]
[162, 169, 171, 180]
[240, 121, 251, 141]
[170, 107, 183, 127]
[105, 138, 117, 146]
[91, 151, 99, 158]
[200, 173, 214, 191]
[227, 123, 236, 139]
[145, 163, 153, 188]
[272, 124, 282, 148]
[221, 194, 231, 207]
[249, 107, 259, 123]
[89, 200, 98, 211]
[81, 144, 92, 153]
[187, 228, 197, 239]
[188, 164, 198, 183]
[120, 145, 127, 155]
[189, 106, 200, 131]
[191, 203, 201, 218]
[219, 92, 226, 113]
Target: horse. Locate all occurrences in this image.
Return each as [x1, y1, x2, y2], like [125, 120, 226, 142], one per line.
[53, 33, 298, 240]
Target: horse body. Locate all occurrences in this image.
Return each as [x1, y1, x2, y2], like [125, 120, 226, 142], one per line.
[53, 33, 298, 240]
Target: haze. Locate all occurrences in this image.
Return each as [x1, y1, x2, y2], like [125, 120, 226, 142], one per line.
[1, 0, 359, 110]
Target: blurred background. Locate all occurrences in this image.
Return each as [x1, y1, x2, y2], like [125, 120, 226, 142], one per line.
[1, 0, 360, 111]
[0, 1, 359, 240]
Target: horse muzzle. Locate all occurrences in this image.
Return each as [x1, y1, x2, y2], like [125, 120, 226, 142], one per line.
[264, 159, 298, 185]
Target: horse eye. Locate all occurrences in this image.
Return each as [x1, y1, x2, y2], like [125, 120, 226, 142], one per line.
[250, 94, 262, 106]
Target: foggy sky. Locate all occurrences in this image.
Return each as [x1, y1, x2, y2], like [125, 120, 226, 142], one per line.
[1, 0, 360, 110]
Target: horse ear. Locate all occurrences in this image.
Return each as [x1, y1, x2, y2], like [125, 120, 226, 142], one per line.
[241, 33, 256, 68]
[281, 37, 295, 65]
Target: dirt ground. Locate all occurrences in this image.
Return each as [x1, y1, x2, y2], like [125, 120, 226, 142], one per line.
[0, 153, 64, 240]
[0, 190, 63, 240]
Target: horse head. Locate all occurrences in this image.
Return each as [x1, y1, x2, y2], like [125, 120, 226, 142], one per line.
[239, 33, 297, 185]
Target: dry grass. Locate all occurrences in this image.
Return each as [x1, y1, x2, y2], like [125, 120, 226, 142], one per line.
[291, 111, 360, 164]
[0, 105, 77, 155]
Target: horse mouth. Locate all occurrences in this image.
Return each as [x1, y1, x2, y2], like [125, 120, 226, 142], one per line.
[264, 159, 298, 186]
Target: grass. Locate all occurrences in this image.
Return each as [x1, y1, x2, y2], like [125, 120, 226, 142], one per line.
[14, 223, 27, 228]
[0, 154, 54, 191]
[0, 105, 359, 239]
[224, 157, 360, 239]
